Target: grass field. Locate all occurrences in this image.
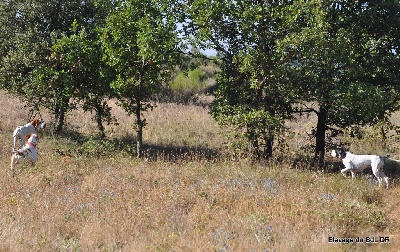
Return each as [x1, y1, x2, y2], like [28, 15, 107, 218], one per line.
[0, 90, 400, 251]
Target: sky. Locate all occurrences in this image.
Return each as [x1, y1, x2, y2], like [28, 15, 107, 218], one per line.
[201, 48, 217, 56]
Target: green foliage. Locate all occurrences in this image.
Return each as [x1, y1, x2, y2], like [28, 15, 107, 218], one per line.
[0, 0, 113, 134]
[169, 68, 208, 103]
[187, 0, 294, 159]
[185, 0, 400, 163]
[171, 68, 207, 92]
[101, 0, 182, 157]
[80, 137, 120, 157]
[31, 22, 114, 135]
[0, 0, 100, 91]
[1, 0, 400, 166]
[275, 0, 400, 163]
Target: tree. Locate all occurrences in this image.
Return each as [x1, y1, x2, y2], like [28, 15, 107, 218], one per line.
[185, 0, 295, 159]
[33, 23, 114, 136]
[101, 0, 182, 157]
[276, 0, 400, 166]
[0, 0, 108, 134]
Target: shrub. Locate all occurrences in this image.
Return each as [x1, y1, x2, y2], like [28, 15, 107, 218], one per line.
[169, 68, 208, 103]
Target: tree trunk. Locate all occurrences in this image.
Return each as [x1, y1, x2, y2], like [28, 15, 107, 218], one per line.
[247, 125, 260, 159]
[136, 70, 145, 158]
[95, 103, 106, 138]
[136, 97, 143, 158]
[314, 105, 328, 168]
[53, 98, 69, 135]
[263, 136, 273, 159]
[54, 106, 65, 135]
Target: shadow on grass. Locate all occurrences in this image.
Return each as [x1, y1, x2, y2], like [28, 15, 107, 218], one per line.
[142, 144, 221, 161]
[290, 154, 344, 172]
[40, 124, 86, 144]
[55, 128, 86, 144]
[49, 128, 221, 161]
[116, 135, 221, 161]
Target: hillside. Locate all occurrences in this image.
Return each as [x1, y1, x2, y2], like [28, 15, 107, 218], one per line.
[0, 91, 400, 251]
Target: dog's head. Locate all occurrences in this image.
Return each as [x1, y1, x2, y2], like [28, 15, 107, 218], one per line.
[26, 134, 38, 145]
[31, 118, 40, 127]
[331, 147, 347, 159]
[31, 118, 46, 130]
[38, 120, 46, 129]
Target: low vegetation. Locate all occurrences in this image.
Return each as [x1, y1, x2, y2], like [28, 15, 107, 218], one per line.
[1, 91, 400, 251]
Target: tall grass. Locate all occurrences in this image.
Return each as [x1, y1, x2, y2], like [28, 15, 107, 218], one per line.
[0, 90, 400, 251]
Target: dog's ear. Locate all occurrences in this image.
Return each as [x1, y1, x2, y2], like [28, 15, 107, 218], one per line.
[339, 147, 347, 158]
[25, 134, 32, 141]
[31, 119, 39, 127]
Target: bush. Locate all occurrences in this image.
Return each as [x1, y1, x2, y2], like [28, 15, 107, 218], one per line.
[169, 68, 208, 103]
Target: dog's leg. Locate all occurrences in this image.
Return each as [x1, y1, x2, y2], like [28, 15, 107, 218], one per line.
[380, 161, 390, 189]
[20, 134, 25, 149]
[340, 167, 352, 177]
[372, 160, 389, 189]
[383, 175, 390, 189]
[372, 168, 383, 187]
[380, 168, 390, 189]
[350, 171, 356, 179]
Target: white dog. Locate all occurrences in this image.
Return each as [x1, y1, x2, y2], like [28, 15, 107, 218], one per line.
[331, 147, 390, 189]
[13, 118, 45, 150]
[10, 134, 39, 171]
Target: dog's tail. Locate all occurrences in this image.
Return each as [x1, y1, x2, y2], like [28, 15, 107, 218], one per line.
[10, 154, 15, 171]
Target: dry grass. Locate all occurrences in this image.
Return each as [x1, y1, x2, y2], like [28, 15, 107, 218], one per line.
[1, 90, 400, 251]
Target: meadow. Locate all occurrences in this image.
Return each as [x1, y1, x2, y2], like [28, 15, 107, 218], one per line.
[0, 90, 400, 251]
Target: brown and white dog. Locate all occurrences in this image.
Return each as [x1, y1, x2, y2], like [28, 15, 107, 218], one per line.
[13, 118, 45, 150]
[11, 133, 39, 171]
